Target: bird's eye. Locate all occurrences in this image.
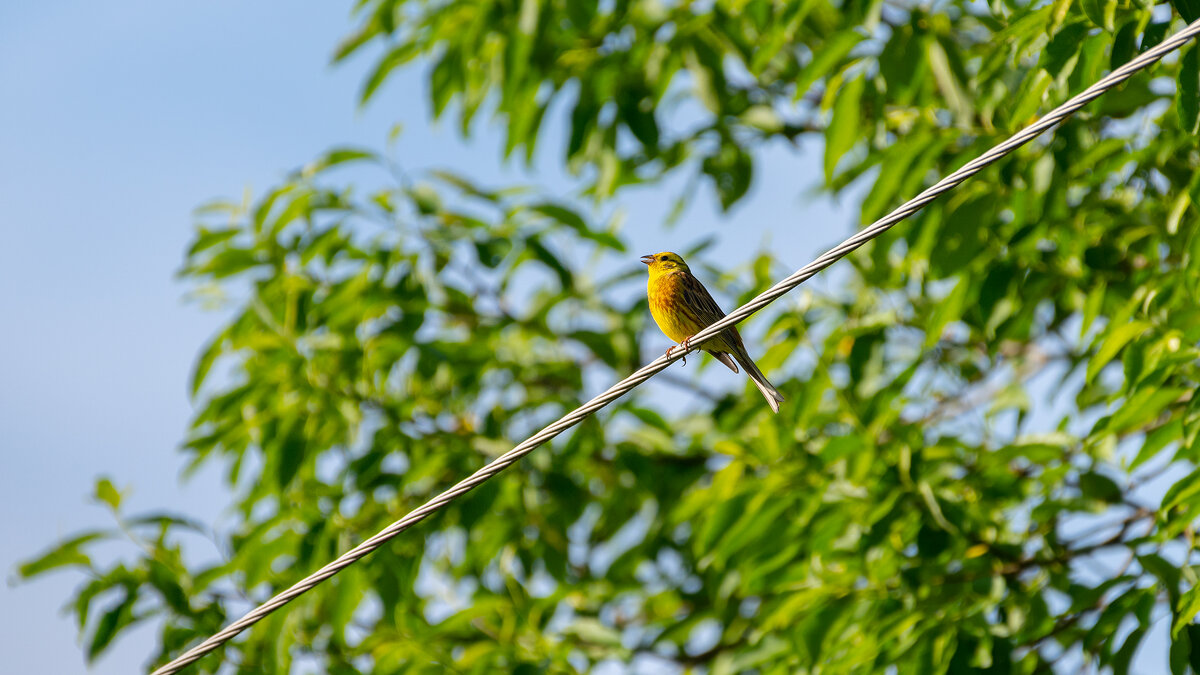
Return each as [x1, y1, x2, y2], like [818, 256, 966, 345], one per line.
[659, 256, 667, 261]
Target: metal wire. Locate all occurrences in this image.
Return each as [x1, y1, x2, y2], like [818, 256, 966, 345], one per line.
[152, 18, 1200, 675]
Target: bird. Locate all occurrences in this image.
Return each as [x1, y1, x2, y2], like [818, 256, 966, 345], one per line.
[641, 252, 785, 413]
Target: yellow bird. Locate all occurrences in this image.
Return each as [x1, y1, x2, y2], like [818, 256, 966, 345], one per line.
[641, 252, 785, 413]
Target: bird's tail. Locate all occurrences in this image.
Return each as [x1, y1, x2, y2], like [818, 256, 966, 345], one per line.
[733, 351, 785, 414]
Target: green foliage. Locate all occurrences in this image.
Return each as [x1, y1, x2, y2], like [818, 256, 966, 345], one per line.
[19, 1, 1200, 673]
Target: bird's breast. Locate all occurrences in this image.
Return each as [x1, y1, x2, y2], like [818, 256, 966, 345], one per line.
[648, 272, 702, 343]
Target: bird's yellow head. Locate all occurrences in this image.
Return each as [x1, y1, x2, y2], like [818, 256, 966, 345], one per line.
[640, 252, 690, 278]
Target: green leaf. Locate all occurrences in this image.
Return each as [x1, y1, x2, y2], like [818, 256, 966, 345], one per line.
[824, 75, 864, 181]
[303, 146, 377, 176]
[565, 618, 622, 647]
[359, 41, 418, 103]
[924, 275, 968, 348]
[1142, 21, 1171, 53]
[1081, 0, 1116, 30]
[187, 227, 239, 257]
[331, 16, 381, 63]
[18, 531, 107, 578]
[1172, 0, 1200, 23]
[530, 203, 625, 251]
[195, 246, 263, 279]
[567, 87, 599, 159]
[926, 37, 971, 122]
[624, 405, 672, 435]
[1110, 627, 1145, 675]
[126, 512, 208, 532]
[429, 170, 503, 202]
[530, 202, 586, 231]
[977, 264, 1015, 329]
[275, 422, 307, 489]
[1132, 419, 1183, 470]
[1175, 584, 1200, 637]
[147, 560, 192, 616]
[617, 87, 659, 150]
[1141, 553, 1183, 606]
[190, 329, 226, 397]
[1087, 320, 1149, 382]
[1096, 76, 1160, 118]
[571, 330, 620, 370]
[1187, 624, 1200, 672]
[525, 236, 573, 288]
[87, 591, 138, 662]
[1042, 22, 1089, 77]
[1010, 69, 1053, 126]
[93, 478, 122, 511]
[1178, 44, 1200, 135]
[793, 31, 862, 101]
[1078, 471, 1122, 503]
[429, 52, 460, 118]
[1170, 620, 1191, 675]
[474, 237, 513, 268]
[860, 133, 926, 222]
[1162, 467, 1200, 514]
[878, 24, 926, 106]
[1110, 20, 1139, 70]
[1108, 387, 1186, 435]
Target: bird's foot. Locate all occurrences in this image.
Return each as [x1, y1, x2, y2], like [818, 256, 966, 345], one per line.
[666, 336, 696, 366]
[665, 345, 686, 365]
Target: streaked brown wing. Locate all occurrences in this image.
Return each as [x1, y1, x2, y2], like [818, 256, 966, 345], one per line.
[680, 272, 727, 324]
[680, 272, 744, 354]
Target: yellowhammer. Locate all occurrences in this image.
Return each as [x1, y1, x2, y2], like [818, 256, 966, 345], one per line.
[642, 252, 785, 413]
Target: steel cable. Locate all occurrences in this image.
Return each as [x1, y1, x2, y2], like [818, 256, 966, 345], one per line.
[152, 17, 1200, 675]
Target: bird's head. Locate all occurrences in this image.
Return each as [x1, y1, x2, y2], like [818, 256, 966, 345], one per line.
[640, 252, 690, 277]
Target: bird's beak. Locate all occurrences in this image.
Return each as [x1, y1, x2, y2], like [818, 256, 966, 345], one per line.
[640, 255, 655, 265]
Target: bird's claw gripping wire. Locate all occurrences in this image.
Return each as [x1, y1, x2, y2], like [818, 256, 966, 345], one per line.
[665, 336, 695, 366]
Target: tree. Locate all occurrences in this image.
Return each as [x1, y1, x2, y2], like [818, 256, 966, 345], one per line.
[20, 0, 1200, 673]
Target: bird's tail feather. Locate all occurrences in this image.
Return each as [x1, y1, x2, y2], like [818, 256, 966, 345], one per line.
[733, 352, 784, 414]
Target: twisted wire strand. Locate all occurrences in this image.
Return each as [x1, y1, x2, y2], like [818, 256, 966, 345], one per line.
[152, 18, 1200, 675]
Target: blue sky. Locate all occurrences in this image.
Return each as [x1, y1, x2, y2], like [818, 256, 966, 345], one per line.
[0, 2, 1175, 674]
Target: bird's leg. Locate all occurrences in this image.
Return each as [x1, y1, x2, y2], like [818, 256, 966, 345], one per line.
[665, 335, 696, 366]
[665, 344, 686, 365]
